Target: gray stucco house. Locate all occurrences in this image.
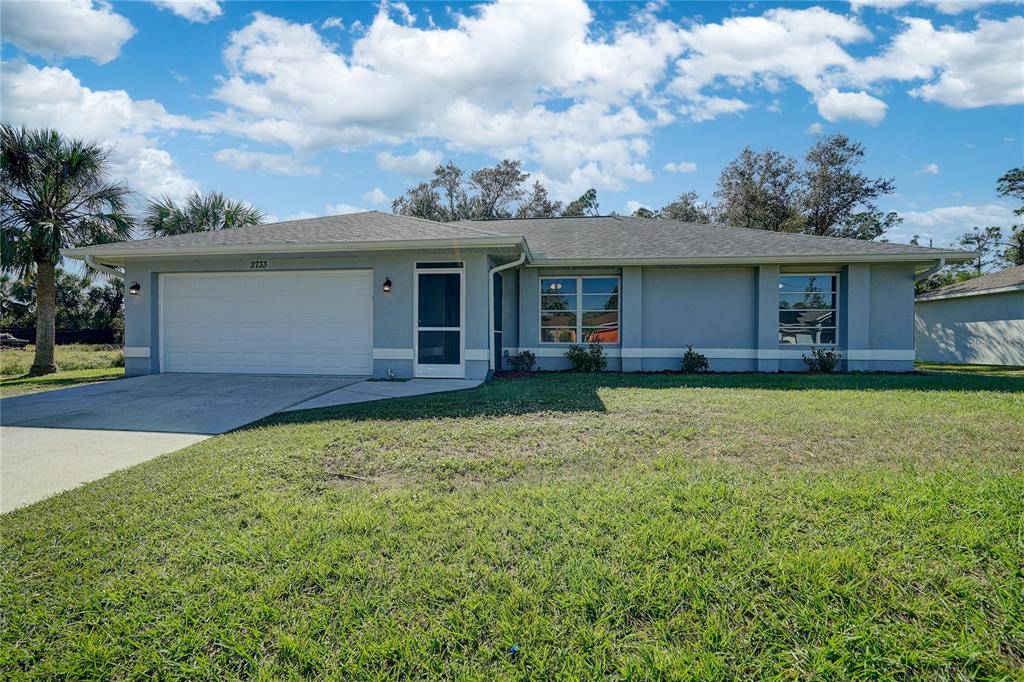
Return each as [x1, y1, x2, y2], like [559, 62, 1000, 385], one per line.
[915, 264, 1024, 366]
[64, 212, 972, 379]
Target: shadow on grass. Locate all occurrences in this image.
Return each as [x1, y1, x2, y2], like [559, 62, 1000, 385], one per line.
[250, 369, 1024, 430]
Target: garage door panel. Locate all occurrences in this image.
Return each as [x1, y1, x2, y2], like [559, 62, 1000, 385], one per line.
[160, 271, 373, 375]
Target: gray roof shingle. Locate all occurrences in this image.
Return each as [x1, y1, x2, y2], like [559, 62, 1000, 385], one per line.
[917, 264, 1024, 300]
[75, 211, 508, 253]
[67, 211, 971, 263]
[476, 216, 968, 261]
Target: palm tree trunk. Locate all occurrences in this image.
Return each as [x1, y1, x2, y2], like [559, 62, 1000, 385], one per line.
[30, 260, 58, 376]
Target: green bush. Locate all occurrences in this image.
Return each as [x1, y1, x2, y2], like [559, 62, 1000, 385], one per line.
[681, 345, 710, 373]
[508, 350, 536, 372]
[803, 346, 842, 373]
[564, 343, 608, 372]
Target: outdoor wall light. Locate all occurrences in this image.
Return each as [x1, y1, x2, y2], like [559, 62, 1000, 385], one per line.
[128, 281, 141, 296]
[382, 277, 392, 293]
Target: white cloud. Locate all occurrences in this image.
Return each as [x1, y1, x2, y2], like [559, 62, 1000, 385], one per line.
[0, 0, 135, 63]
[209, 1, 682, 194]
[213, 148, 320, 176]
[362, 187, 390, 205]
[375, 149, 443, 177]
[816, 88, 888, 124]
[150, 0, 221, 22]
[894, 202, 1018, 245]
[325, 203, 369, 215]
[851, 0, 1008, 14]
[0, 61, 199, 201]
[663, 161, 697, 173]
[917, 163, 940, 175]
[624, 200, 649, 214]
[806, 122, 825, 135]
[854, 17, 1024, 108]
[321, 16, 344, 30]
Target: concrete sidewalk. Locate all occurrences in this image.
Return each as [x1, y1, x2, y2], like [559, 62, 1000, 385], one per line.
[283, 378, 483, 411]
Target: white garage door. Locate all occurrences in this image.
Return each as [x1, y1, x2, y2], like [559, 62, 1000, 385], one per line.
[160, 270, 373, 375]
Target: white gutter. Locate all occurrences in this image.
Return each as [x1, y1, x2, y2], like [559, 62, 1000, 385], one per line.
[84, 255, 124, 279]
[488, 252, 527, 372]
[914, 258, 945, 283]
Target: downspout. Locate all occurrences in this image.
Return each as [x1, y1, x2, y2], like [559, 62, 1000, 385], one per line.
[488, 252, 527, 372]
[84, 255, 125, 279]
[914, 258, 945, 283]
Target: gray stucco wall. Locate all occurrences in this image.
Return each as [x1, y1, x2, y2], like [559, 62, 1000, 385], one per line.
[122, 250, 493, 379]
[511, 262, 917, 372]
[915, 290, 1024, 365]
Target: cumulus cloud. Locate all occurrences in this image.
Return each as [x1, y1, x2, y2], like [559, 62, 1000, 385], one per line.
[816, 89, 888, 124]
[917, 163, 940, 175]
[806, 122, 825, 135]
[0, 61, 199, 201]
[151, 0, 222, 23]
[325, 203, 369, 215]
[850, 0, 1007, 14]
[375, 149, 444, 177]
[664, 161, 697, 173]
[0, 0, 135, 63]
[894, 202, 1018, 244]
[624, 200, 649, 214]
[213, 148, 320, 176]
[362, 187, 390, 205]
[853, 17, 1024, 108]
[208, 1, 683, 196]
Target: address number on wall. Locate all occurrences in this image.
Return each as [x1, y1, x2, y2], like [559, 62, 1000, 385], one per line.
[250, 260, 268, 270]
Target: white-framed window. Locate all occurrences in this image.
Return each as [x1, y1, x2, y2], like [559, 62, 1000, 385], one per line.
[779, 274, 838, 345]
[540, 276, 620, 344]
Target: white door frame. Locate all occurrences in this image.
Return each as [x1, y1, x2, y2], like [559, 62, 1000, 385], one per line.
[158, 269, 374, 375]
[413, 266, 465, 378]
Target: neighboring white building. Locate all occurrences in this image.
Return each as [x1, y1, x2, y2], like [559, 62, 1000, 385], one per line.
[915, 265, 1024, 366]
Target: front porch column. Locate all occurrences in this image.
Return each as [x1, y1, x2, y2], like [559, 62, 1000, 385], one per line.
[845, 264, 871, 371]
[621, 266, 643, 372]
[756, 265, 780, 372]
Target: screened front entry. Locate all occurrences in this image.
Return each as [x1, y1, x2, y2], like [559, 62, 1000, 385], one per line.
[415, 266, 464, 377]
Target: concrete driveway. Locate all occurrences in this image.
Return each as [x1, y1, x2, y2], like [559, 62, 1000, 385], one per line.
[1, 373, 363, 512]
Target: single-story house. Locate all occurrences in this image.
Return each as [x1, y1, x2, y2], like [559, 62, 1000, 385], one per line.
[915, 264, 1024, 366]
[63, 212, 973, 379]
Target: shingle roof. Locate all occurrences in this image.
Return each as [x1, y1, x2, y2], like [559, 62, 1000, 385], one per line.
[66, 211, 972, 264]
[74, 211, 509, 253]
[476, 216, 968, 262]
[917, 264, 1024, 300]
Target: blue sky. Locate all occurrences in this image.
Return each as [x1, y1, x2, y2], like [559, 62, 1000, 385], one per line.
[2, 0, 1022, 248]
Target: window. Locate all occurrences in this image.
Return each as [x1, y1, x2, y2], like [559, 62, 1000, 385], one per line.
[540, 276, 619, 343]
[779, 274, 837, 345]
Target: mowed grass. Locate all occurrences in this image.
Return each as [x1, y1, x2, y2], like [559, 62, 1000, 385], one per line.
[2, 372, 1022, 679]
[0, 345, 124, 396]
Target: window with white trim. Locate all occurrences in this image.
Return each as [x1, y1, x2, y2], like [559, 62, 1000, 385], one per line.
[779, 274, 837, 345]
[540, 276, 619, 343]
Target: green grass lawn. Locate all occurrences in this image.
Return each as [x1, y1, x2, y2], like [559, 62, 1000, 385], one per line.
[2, 372, 1022, 679]
[0, 345, 124, 397]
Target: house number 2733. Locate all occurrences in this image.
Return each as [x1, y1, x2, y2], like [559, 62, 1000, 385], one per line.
[250, 260, 268, 270]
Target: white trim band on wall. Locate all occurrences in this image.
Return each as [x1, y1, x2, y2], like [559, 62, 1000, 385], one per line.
[512, 347, 915, 361]
[124, 347, 150, 358]
[372, 348, 414, 360]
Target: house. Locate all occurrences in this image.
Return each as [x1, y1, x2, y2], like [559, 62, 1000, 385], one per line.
[63, 212, 973, 379]
[915, 264, 1024, 366]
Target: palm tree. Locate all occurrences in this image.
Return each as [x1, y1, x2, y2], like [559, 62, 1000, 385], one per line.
[144, 190, 264, 236]
[1, 125, 133, 375]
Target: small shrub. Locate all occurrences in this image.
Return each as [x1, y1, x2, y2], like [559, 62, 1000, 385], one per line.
[564, 343, 608, 372]
[508, 350, 536, 372]
[681, 345, 709, 373]
[803, 346, 842, 373]
[111, 350, 125, 368]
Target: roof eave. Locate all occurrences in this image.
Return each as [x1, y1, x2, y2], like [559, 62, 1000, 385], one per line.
[916, 283, 1024, 302]
[526, 251, 973, 267]
[62, 235, 530, 264]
